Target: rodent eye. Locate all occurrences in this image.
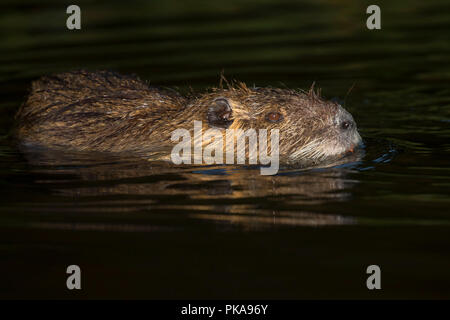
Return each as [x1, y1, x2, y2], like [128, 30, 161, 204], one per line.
[341, 121, 351, 130]
[266, 112, 283, 123]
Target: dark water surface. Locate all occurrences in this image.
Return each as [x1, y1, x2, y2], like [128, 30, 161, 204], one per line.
[1, 0, 449, 298]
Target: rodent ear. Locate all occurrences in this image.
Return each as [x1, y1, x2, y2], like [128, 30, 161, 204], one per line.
[207, 97, 233, 128]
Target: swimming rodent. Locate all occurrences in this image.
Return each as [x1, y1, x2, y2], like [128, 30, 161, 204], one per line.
[15, 70, 362, 164]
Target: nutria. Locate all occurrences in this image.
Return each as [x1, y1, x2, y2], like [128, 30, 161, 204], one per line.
[15, 70, 362, 164]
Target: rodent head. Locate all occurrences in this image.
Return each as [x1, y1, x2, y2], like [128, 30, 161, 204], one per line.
[195, 83, 362, 163]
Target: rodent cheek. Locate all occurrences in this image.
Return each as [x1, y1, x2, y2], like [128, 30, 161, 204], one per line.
[333, 130, 353, 156]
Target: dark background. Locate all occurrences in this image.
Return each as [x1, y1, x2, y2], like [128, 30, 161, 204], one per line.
[0, 0, 449, 299]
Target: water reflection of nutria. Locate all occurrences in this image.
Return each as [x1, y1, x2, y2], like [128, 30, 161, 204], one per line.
[18, 147, 362, 228]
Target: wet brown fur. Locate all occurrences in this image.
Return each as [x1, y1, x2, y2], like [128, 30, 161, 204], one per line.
[15, 70, 361, 162]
